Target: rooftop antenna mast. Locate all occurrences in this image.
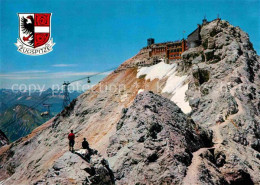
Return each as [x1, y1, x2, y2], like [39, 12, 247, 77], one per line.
[202, 14, 207, 25]
[63, 81, 71, 109]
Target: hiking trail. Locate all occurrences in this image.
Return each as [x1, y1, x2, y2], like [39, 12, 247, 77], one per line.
[182, 85, 243, 185]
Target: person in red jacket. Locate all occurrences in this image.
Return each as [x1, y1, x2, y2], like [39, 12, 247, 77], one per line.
[68, 130, 75, 151]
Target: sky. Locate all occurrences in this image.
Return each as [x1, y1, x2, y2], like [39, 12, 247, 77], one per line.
[0, 0, 260, 90]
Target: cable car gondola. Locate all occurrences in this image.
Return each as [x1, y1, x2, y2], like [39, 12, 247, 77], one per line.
[40, 111, 49, 117]
[41, 103, 52, 118]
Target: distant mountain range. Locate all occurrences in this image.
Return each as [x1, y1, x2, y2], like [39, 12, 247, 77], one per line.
[0, 104, 47, 142]
[0, 88, 82, 142]
[0, 88, 82, 115]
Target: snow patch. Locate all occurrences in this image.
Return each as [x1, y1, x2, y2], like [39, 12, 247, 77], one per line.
[170, 84, 191, 114]
[137, 62, 192, 114]
[162, 68, 191, 113]
[162, 72, 186, 94]
[138, 89, 144, 94]
[162, 69, 191, 114]
[137, 62, 175, 81]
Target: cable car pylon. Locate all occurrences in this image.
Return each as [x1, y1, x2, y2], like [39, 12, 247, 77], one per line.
[63, 81, 71, 109]
[61, 66, 117, 109]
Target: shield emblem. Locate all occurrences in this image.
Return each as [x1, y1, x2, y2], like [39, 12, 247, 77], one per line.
[18, 13, 51, 48]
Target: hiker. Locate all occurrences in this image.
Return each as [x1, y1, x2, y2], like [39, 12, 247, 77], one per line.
[81, 138, 92, 161]
[82, 138, 90, 150]
[68, 130, 75, 151]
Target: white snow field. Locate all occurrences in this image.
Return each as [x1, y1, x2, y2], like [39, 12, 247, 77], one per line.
[137, 62, 174, 81]
[137, 62, 191, 114]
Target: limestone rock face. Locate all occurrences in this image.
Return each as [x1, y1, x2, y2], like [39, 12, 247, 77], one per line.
[34, 152, 91, 185]
[107, 91, 212, 184]
[34, 151, 114, 185]
[0, 130, 9, 147]
[180, 19, 260, 184]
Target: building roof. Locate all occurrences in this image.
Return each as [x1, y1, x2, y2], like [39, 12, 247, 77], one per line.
[187, 26, 200, 37]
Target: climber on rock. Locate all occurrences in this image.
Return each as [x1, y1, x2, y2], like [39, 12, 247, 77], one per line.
[68, 130, 75, 152]
[82, 138, 90, 150]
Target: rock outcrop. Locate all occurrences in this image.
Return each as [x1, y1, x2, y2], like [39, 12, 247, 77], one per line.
[0, 130, 9, 147]
[180, 19, 260, 184]
[107, 91, 212, 184]
[34, 151, 114, 185]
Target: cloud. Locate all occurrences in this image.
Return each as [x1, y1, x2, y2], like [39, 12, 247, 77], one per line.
[0, 73, 44, 79]
[11, 70, 48, 74]
[51, 64, 78, 67]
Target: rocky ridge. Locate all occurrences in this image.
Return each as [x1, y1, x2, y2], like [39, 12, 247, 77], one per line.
[34, 149, 114, 185]
[107, 91, 212, 184]
[178, 19, 260, 184]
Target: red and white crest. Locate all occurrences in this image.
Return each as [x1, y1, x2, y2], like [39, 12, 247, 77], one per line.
[15, 13, 55, 55]
[19, 13, 51, 48]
